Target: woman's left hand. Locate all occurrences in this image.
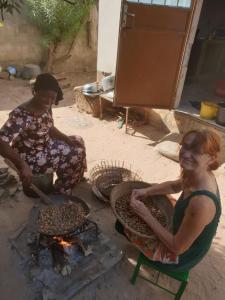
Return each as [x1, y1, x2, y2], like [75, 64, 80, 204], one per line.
[130, 198, 152, 222]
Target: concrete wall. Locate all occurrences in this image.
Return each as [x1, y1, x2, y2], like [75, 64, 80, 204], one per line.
[97, 0, 122, 75]
[54, 5, 98, 73]
[0, 10, 44, 68]
[0, 5, 98, 73]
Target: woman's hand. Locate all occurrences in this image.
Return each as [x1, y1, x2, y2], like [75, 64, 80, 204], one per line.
[130, 198, 152, 222]
[131, 188, 149, 201]
[19, 163, 32, 188]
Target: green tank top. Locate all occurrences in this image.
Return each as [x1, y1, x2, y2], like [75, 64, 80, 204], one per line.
[173, 190, 221, 271]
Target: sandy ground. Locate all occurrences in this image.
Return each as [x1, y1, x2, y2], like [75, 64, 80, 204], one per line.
[0, 76, 225, 300]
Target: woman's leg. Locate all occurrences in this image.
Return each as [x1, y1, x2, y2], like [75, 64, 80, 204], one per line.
[114, 220, 186, 272]
[49, 137, 87, 195]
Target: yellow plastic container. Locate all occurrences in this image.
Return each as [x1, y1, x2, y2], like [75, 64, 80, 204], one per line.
[200, 101, 218, 119]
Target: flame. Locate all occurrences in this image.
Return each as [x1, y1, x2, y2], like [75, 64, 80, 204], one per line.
[53, 237, 72, 248]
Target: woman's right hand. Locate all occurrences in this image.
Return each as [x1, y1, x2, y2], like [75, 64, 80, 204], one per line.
[131, 188, 149, 201]
[19, 163, 32, 188]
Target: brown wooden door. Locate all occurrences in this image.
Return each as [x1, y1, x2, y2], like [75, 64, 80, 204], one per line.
[114, 0, 197, 109]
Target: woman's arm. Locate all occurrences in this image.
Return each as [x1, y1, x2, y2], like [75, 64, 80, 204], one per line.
[131, 195, 216, 255]
[146, 180, 182, 195]
[50, 126, 84, 148]
[132, 179, 182, 201]
[0, 139, 32, 187]
[49, 126, 70, 144]
[0, 109, 32, 186]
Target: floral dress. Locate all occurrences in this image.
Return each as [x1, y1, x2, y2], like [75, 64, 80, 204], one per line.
[0, 107, 87, 195]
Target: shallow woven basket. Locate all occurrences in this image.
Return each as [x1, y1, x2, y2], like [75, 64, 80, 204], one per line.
[89, 161, 142, 203]
[111, 181, 174, 239]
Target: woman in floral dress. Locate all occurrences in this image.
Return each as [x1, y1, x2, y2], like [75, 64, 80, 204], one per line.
[0, 73, 87, 195]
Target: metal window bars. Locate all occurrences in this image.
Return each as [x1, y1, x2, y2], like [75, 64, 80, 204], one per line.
[127, 0, 192, 8]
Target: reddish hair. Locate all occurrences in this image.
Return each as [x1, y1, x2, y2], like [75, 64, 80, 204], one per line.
[180, 129, 220, 187]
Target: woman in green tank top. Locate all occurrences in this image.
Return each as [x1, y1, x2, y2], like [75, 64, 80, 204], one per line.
[130, 129, 221, 272]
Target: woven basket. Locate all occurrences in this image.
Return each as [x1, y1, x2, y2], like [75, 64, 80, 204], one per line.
[89, 161, 142, 203]
[111, 181, 174, 239]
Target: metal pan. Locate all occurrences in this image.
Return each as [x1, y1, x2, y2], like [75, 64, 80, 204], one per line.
[37, 194, 90, 237]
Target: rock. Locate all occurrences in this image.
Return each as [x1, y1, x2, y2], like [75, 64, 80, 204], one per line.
[84, 245, 93, 256]
[156, 141, 180, 162]
[30, 267, 39, 279]
[0, 167, 9, 179]
[42, 288, 55, 300]
[21, 64, 41, 80]
[0, 187, 6, 199]
[8, 184, 18, 197]
[0, 174, 10, 186]
[9, 75, 15, 80]
[61, 264, 72, 276]
[15, 69, 22, 78]
[29, 78, 36, 86]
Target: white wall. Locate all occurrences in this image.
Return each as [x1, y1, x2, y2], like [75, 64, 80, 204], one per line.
[97, 0, 122, 74]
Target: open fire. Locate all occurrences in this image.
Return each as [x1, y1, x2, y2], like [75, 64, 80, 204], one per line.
[54, 237, 72, 248]
[9, 196, 122, 300]
[29, 219, 99, 276]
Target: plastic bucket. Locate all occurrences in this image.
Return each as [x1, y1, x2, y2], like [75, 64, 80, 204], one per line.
[200, 101, 218, 119]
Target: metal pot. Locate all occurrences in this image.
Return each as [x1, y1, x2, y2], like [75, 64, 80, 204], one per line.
[82, 83, 99, 93]
[216, 102, 225, 126]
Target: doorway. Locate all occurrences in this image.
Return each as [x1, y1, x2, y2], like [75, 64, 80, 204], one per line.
[178, 0, 225, 119]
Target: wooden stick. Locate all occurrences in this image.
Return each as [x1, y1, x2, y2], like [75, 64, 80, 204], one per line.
[29, 184, 52, 205]
[4, 159, 52, 205]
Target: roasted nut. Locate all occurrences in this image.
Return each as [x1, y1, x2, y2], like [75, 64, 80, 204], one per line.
[115, 194, 167, 236]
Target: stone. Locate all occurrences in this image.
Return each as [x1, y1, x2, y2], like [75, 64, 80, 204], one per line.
[156, 140, 180, 162]
[9, 75, 15, 80]
[42, 288, 55, 300]
[84, 245, 93, 256]
[61, 265, 72, 276]
[8, 184, 18, 197]
[21, 64, 41, 80]
[0, 187, 6, 199]
[29, 78, 36, 86]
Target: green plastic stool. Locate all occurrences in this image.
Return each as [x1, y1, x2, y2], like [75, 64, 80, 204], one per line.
[130, 252, 189, 300]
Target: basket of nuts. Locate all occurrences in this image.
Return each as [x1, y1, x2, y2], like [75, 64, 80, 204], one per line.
[111, 181, 174, 239]
[89, 161, 142, 203]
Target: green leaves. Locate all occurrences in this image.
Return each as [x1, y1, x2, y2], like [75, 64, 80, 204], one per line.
[25, 0, 95, 47]
[0, 0, 23, 21]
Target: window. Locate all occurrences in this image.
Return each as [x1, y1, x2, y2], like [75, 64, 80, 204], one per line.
[152, 0, 165, 4]
[127, 0, 192, 8]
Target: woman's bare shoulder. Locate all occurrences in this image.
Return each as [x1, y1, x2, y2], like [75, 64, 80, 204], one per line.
[188, 194, 216, 223]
